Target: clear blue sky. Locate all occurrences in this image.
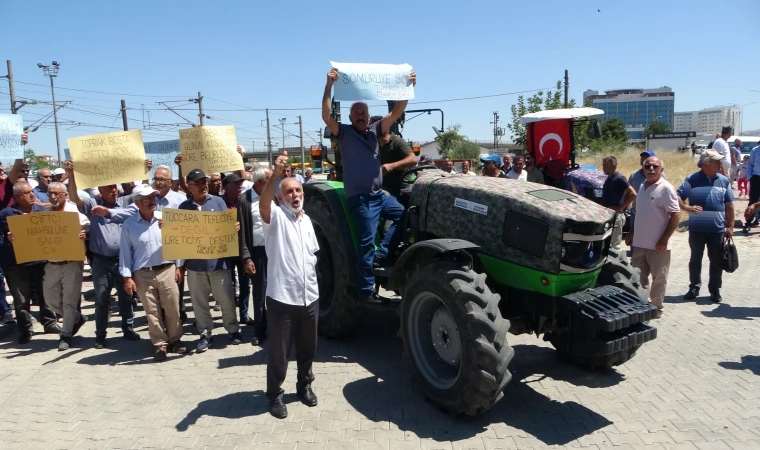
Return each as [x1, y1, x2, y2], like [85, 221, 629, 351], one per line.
[2, 0, 759, 160]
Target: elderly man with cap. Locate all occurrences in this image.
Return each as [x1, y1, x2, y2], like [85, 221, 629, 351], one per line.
[178, 169, 242, 352]
[418, 155, 435, 166]
[41, 181, 90, 350]
[64, 160, 144, 349]
[120, 184, 186, 361]
[629, 150, 662, 194]
[221, 173, 245, 209]
[677, 150, 734, 303]
[481, 154, 508, 178]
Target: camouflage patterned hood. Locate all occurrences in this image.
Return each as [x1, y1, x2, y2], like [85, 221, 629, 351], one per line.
[410, 171, 616, 274]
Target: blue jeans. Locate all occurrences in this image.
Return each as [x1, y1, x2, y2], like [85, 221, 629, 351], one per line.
[347, 192, 404, 297]
[91, 254, 134, 338]
[0, 266, 11, 318]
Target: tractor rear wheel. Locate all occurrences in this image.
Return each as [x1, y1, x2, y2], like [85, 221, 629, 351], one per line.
[400, 260, 513, 416]
[308, 195, 364, 338]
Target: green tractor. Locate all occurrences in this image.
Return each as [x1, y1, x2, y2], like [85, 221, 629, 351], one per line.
[304, 105, 658, 417]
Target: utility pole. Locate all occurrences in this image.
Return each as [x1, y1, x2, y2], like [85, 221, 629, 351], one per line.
[279, 118, 286, 154]
[316, 129, 323, 145]
[491, 111, 500, 149]
[120, 100, 128, 131]
[564, 69, 569, 109]
[266, 108, 272, 166]
[3, 60, 17, 113]
[299, 116, 305, 174]
[38, 61, 62, 167]
[197, 91, 204, 126]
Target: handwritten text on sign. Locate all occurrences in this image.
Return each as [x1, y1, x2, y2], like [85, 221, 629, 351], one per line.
[0, 114, 25, 161]
[66, 130, 147, 189]
[330, 61, 414, 101]
[7, 212, 85, 264]
[144, 139, 180, 179]
[178, 126, 243, 175]
[161, 208, 239, 260]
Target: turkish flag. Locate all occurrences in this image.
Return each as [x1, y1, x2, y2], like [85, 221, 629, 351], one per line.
[527, 120, 572, 167]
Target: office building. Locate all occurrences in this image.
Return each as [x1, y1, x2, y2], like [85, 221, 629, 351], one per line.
[583, 87, 675, 140]
[673, 106, 741, 136]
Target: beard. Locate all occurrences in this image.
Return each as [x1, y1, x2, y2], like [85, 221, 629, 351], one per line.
[283, 198, 304, 215]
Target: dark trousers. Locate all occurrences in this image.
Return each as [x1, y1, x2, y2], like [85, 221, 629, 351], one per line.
[748, 176, 760, 225]
[178, 277, 186, 313]
[91, 254, 134, 338]
[266, 298, 318, 402]
[0, 265, 12, 318]
[236, 262, 251, 319]
[688, 231, 724, 293]
[5, 264, 57, 336]
[243, 247, 268, 338]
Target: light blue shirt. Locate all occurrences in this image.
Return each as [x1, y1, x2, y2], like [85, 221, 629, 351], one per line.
[747, 146, 760, 179]
[677, 171, 734, 233]
[158, 189, 187, 210]
[118, 211, 173, 278]
[82, 195, 134, 257]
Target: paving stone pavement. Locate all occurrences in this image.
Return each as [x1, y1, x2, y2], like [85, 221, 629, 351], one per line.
[1, 217, 760, 449]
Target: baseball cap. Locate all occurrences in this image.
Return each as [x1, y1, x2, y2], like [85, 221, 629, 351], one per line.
[52, 168, 65, 176]
[132, 184, 159, 197]
[244, 163, 254, 171]
[700, 149, 725, 163]
[222, 173, 242, 187]
[186, 168, 208, 182]
[419, 155, 433, 164]
[640, 150, 655, 157]
[480, 154, 502, 164]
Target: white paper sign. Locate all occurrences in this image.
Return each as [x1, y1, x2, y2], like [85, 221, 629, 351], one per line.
[330, 61, 414, 101]
[0, 114, 24, 161]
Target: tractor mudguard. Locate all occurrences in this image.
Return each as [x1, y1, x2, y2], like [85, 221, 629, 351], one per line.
[303, 182, 357, 269]
[386, 239, 480, 291]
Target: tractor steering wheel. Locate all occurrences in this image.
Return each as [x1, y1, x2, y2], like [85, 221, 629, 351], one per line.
[401, 164, 442, 185]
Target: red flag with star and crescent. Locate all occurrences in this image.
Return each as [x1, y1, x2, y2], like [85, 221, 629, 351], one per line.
[527, 119, 572, 167]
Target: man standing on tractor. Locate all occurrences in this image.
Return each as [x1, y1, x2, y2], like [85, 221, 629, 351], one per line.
[369, 115, 418, 205]
[321, 67, 416, 302]
[601, 156, 637, 249]
[481, 154, 508, 178]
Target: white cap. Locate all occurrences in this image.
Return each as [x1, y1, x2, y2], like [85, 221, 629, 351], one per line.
[52, 168, 65, 176]
[132, 184, 159, 197]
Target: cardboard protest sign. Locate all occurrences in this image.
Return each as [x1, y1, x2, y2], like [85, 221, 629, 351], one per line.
[0, 114, 25, 161]
[7, 211, 85, 264]
[66, 130, 147, 189]
[144, 139, 180, 179]
[161, 208, 238, 260]
[330, 61, 415, 101]
[178, 126, 243, 175]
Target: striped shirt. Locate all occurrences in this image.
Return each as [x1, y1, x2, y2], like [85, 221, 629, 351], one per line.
[677, 171, 734, 233]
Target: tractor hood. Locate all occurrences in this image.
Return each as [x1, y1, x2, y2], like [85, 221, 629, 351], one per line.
[410, 171, 616, 274]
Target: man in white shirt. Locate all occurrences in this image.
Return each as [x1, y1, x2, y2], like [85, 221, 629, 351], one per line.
[711, 126, 733, 176]
[461, 160, 477, 176]
[260, 152, 319, 420]
[237, 167, 273, 345]
[505, 155, 528, 181]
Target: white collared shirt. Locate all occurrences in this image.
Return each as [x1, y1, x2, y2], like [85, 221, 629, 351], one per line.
[264, 204, 319, 306]
[248, 189, 273, 247]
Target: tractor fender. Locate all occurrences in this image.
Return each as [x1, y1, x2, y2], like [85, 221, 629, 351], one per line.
[303, 182, 356, 270]
[386, 239, 480, 291]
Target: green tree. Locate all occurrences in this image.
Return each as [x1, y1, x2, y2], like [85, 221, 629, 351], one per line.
[642, 120, 671, 137]
[24, 148, 54, 172]
[435, 124, 466, 158]
[450, 140, 482, 160]
[601, 117, 628, 142]
[507, 80, 577, 147]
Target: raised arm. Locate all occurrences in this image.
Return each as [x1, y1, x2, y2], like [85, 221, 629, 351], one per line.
[380, 71, 416, 135]
[260, 152, 287, 225]
[322, 69, 340, 137]
[7, 159, 23, 185]
[63, 160, 84, 209]
[174, 154, 188, 193]
[236, 145, 246, 179]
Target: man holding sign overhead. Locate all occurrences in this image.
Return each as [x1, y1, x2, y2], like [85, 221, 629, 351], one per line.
[322, 64, 416, 303]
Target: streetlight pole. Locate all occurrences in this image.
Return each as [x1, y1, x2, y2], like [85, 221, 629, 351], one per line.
[38, 61, 61, 167]
[279, 118, 286, 153]
[740, 102, 757, 135]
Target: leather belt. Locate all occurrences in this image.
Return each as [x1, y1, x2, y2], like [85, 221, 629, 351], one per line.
[48, 261, 75, 265]
[137, 262, 173, 272]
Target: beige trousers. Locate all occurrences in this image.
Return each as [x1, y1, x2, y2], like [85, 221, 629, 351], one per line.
[611, 212, 626, 249]
[187, 269, 239, 338]
[133, 264, 182, 346]
[631, 247, 670, 310]
[43, 261, 84, 338]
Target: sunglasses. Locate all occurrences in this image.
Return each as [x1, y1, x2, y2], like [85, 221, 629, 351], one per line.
[643, 164, 661, 169]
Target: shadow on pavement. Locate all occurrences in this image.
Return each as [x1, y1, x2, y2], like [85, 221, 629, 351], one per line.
[664, 294, 714, 306]
[702, 303, 760, 320]
[719, 355, 760, 375]
[175, 390, 268, 431]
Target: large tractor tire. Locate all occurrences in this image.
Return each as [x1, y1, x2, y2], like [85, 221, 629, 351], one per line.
[308, 195, 364, 338]
[400, 260, 514, 416]
[550, 247, 650, 369]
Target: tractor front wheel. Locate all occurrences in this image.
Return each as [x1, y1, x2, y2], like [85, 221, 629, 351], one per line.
[400, 260, 513, 416]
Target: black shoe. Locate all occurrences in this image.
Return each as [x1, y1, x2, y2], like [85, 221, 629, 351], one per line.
[683, 288, 699, 301]
[58, 337, 72, 351]
[123, 329, 141, 341]
[357, 293, 383, 304]
[44, 323, 63, 334]
[250, 336, 260, 346]
[297, 388, 318, 407]
[229, 332, 242, 345]
[197, 336, 212, 353]
[94, 337, 106, 349]
[269, 399, 288, 419]
[72, 314, 87, 336]
[1, 314, 16, 326]
[18, 333, 32, 345]
[711, 291, 722, 303]
[154, 345, 167, 362]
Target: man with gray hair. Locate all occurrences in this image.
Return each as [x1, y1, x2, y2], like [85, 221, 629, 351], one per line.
[42, 182, 90, 350]
[33, 168, 53, 204]
[730, 139, 742, 183]
[601, 155, 637, 249]
[238, 166, 273, 345]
